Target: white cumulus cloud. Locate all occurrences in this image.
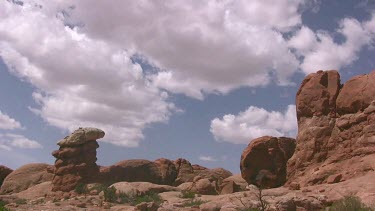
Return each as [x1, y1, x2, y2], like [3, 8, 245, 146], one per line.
[0, 133, 42, 150]
[0, 110, 22, 130]
[210, 105, 297, 144]
[289, 13, 375, 74]
[0, 1, 175, 147]
[199, 155, 218, 162]
[56, 0, 302, 99]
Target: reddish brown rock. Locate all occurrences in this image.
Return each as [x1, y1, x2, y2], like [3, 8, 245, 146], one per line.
[52, 127, 104, 192]
[0, 163, 53, 194]
[287, 70, 375, 187]
[336, 71, 375, 115]
[240, 136, 296, 188]
[219, 180, 240, 195]
[173, 158, 232, 186]
[0, 165, 12, 187]
[99, 159, 163, 184]
[173, 158, 195, 185]
[296, 70, 341, 119]
[154, 158, 178, 185]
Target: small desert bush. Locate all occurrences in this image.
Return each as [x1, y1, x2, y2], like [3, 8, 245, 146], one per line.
[89, 183, 108, 193]
[131, 192, 163, 206]
[180, 190, 196, 199]
[328, 196, 373, 211]
[0, 200, 9, 211]
[102, 186, 162, 205]
[182, 198, 206, 207]
[74, 183, 87, 194]
[103, 186, 117, 203]
[15, 198, 27, 205]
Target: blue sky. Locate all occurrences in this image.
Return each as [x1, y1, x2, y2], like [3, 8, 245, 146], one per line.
[0, 0, 374, 173]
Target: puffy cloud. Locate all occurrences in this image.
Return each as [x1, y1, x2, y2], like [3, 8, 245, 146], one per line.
[289, 13, 375, 73]
[199, 155, 217, 162]
[0, 1, 175, 147]
[0, 133, 42, 150]
[210, 105, 297, 144]
[0, 110, 22, 130]
[57, 0, 302, 99]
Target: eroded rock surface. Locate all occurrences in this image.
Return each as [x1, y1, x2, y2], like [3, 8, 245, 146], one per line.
[0, 163, 53, 194]
[52, 127, 105, 192]
[240, 136, 296, 188]
[99, 159, 164, 185]
[0, 165, 12, 187]
[287, 70, 375, 187]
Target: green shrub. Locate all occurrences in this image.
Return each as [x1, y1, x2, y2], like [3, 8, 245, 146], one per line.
[182, 199, 206, 207]
[328, 196, 373, 211]
[74, 183, 87, 194]
[89, 183, 108, 193]
[15, 198, 27, 205]
[117, 192, 131, 204]
[103, 186, 117, 203]
[131, 192, 162, 206]
[0, 200, 9, 211]
[180, 190, 196, 199]
[101, 186, 162, 205]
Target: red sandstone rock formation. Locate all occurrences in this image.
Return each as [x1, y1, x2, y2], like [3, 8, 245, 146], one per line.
[51, 127, 105, 192]
[99, 159, 165, 185]
[287, 70, 375, 187]
[0, 165, 12, 187]
[240, 136, 296, 188]
[0, 163, 53, 194]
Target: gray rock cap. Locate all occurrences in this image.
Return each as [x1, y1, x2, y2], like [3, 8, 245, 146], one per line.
[57, 127, 105, 147]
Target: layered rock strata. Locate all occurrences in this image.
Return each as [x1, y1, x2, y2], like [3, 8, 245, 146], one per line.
[51, 127, 105, 192]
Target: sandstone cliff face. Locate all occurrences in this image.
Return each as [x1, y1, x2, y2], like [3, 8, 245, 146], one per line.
[240, 136, 296, 188]
[287, 70, 375, 187]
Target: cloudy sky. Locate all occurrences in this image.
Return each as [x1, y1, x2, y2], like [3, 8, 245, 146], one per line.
[0, 0, 374, 173]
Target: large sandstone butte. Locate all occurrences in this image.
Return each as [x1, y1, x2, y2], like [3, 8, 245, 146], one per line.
[240, 136, 296, 188]
[51, 127, 105, 192]
[287, 70, 375, 187]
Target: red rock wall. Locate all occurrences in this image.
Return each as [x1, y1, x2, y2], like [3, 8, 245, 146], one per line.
[287, 70, 375, 187]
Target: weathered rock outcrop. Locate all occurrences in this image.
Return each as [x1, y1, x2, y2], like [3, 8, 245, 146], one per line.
[0, 165, 12, 188]
[99, 157, 232, 189]
[51, 127, 105, 192]
[287, 70, 375, 187]
[173, 158, 195, 185]
[99, 159, 164, 185]
[0, 163, 53, 194]
[240, 136, 296, 188]
[154, 158, 178, 185]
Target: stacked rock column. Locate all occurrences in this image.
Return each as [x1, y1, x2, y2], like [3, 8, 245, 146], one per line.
[51, 127, 105, 192]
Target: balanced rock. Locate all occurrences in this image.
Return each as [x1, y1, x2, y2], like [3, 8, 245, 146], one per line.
[287, 70, 375, 187]
[52, 127, 105, 192]
[240, 136, 296, 188]
[0, 163, 53, 194]
[0, 165, 12, 187]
